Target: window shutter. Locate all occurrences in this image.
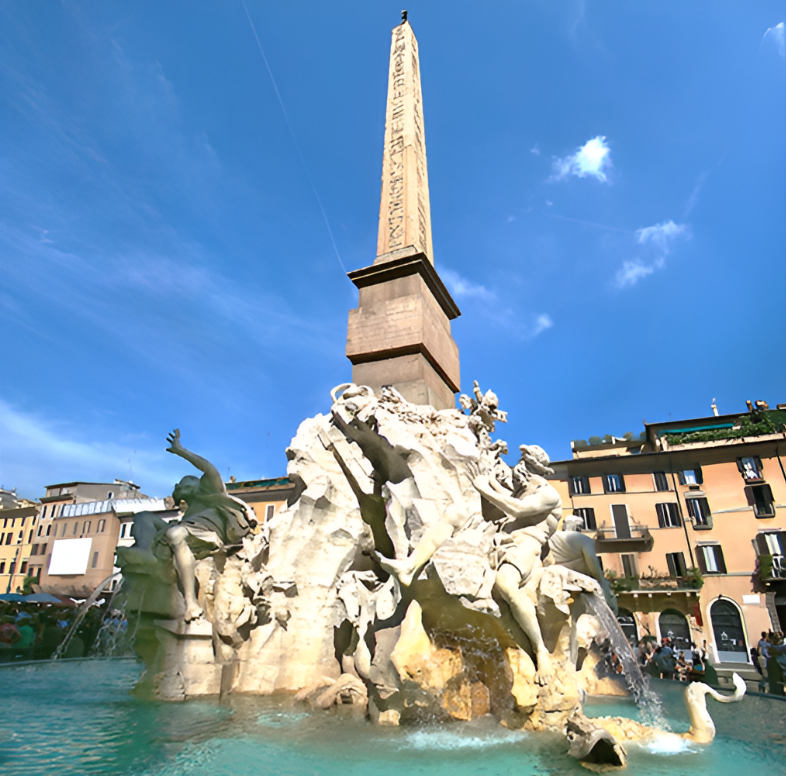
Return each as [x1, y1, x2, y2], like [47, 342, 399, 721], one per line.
[656, 504, 666, 528]
[585, 508, 597, 530]
[763, 484, 774, 503]
[678, 471, 686, 485]
[736, 458, 745, 474]
[695, 467, 703, 485]
[618, 474, 626, 493]
[744, 487, 755, 507]
[666, 553, 677, 576]
[696, 546, 707, 573]
[755, 534, 769, 555]
[715, 546, 727, 574]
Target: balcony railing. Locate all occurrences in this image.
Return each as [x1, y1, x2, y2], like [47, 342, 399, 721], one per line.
[594, 526, 654, 553]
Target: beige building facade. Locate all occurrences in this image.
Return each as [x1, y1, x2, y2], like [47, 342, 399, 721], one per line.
[0, 489, 39, 594]
[548, 403, 786, 666]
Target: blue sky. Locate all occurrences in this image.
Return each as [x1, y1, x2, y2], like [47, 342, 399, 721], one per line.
[1, 2, 784, 500]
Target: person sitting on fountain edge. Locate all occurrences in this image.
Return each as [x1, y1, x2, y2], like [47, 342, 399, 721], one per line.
[160, 429, 257, 622]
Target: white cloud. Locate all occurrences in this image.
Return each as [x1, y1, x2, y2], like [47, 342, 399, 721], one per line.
[614, 259, 660, 289]
[441, 268, 495, 302]
[762, 22, 785, 58]
[550, 136, 612, 183]
[530, 144, 541, 156]
[614, 219, 690, 289]
[531, 313, 554, 337]
[635, 220, 690, 254]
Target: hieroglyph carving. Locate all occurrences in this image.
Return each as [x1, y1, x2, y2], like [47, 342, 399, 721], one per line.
[378, 22, 433, 260]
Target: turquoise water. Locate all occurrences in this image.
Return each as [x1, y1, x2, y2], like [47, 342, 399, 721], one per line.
[0, 660, 783, 775]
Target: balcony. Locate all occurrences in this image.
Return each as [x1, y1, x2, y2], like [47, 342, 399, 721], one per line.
[594, 525, 654, 554]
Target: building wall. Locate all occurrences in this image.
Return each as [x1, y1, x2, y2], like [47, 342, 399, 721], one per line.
[0, 505, 38, 594]
[550, 419, 786, 665]
[39, 510, 121, 598]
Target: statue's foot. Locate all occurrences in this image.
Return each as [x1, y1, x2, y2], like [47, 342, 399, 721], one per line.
[184, 603, 204, 622]
[373, 552, 415, 586]
[535, 651, 553, 685]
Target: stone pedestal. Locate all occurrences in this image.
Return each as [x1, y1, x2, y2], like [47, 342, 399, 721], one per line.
[152, 618, 222, 700]
[346, 249, 460, 410]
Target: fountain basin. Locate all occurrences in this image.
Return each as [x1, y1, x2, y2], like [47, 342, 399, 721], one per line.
[1, 659, 783, 775]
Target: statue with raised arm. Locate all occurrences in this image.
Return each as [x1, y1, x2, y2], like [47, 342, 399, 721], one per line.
[470, 444, 561, 683]
[162, 429, 256, 622]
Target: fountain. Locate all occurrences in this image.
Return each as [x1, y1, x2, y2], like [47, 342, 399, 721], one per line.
[86, 382, 755, 770]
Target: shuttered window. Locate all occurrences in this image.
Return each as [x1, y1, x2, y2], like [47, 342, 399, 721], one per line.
[653, 472, 670, 491]
[697, 544, 726, 574]
[656, 502, 681, 528]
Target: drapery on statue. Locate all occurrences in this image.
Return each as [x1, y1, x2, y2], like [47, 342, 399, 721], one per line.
[162, 429, 256, 622]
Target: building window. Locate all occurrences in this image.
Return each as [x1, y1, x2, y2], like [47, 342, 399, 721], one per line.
[61, 523, 67, 537]
[107, 491, 114, 499]
[5, 533, 11, 545]
[91, 551, 99, 569]
[746, 484, 775, 518]
[678, 468, 703, 486]
[620, 553, 638, 578]
[17, 531, 22, 543]
[737, 456, 763, 482]
[36, 567, 41, 581]
[9, 562, 15, 575]
[46, 525, 51, 536]
[697, 544, 726, 574]
[83, 521, 91, 534]
[574, 507, 597, 530]
[686, 497, 712, 528]
[265, 504, 275, 521]
[570, 475, 591, 495]
[653, 472, 670, 492]
[40, 544, 46, 556]
[20, 561, 27, 574]
[98, 519, 106, 533]
[72, 522, 79, 535]
[2, 518, 6, 528]
[656, 502, 681, 528]
[603, 474, 626, 493]
[666, 552, 688, 577]
[28, 530, 34, 543]
[41, 506, 48, 519]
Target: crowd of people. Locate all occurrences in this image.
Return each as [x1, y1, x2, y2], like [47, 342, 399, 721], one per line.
[751, 630, 786, 696]
[0, 601, 106, 661]
[637, 638, 718, 684]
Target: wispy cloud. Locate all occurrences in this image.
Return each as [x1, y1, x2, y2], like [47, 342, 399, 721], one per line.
[614, 259, 661, 289]
[635, 220, 689, 253]
[762, 22, 785, 58]
[0, 399, 180, 499]
[530, 313, 554, 338]
[550, 136, 612, 183]
[441, 268, 495, 302]
[614, 220, 690, 289]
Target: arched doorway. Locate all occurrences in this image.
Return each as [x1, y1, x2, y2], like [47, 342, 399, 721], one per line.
[658, 609, 691, 654]
[710, 598, 749, 663]
[617, 608, 638, 647]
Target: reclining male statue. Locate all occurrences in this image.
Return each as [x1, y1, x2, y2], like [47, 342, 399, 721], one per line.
[377, 444, 563, 684]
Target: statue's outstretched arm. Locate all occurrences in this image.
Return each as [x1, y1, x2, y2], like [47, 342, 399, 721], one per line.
[166, 429, 225, 492]
[473, 476, 559, 525]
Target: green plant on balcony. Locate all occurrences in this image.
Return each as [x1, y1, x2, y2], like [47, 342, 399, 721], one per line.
[686, 566, 704, 589]
[756, 554, 774, 581]
[663, 410, 783, 446]
[604, 569, 638, 594]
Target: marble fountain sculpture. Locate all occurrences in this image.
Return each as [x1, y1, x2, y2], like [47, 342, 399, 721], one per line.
[116, 382, 744, 770]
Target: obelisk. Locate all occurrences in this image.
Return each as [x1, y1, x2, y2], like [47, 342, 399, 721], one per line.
[345, 13, 460, 410]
